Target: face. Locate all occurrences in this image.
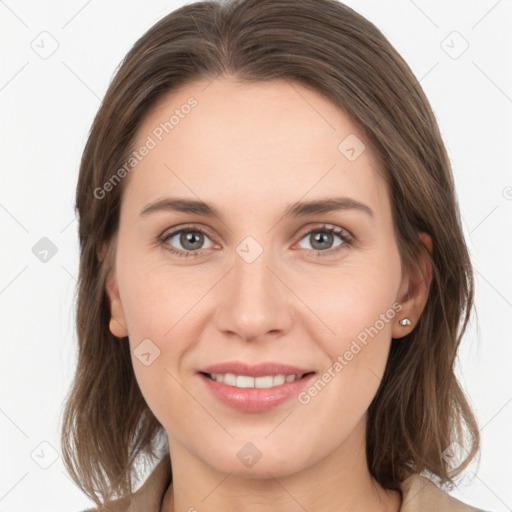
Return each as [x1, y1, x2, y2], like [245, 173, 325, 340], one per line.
[106, 77, 428, 478]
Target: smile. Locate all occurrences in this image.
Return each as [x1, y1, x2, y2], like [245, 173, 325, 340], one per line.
[198, 371, 316, 412]
[204, 372, 311, 388]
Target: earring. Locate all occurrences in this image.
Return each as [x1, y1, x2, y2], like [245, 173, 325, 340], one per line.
[399, 318, 411, 326]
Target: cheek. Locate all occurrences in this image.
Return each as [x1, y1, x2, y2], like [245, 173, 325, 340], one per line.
[116, 243, 203, 340]
[119, 279, 196, 428]
[298, 256, 401, 355]
[293, 274, 400, 437]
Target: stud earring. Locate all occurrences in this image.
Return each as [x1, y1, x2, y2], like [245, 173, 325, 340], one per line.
[399, 318, 411, 326]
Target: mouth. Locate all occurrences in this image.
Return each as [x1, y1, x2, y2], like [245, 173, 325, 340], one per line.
[197, 362, 317, 412]
[199, 371, 315, 389]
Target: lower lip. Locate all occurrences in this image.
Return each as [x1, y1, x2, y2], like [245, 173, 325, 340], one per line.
[199, 373, 315, 412]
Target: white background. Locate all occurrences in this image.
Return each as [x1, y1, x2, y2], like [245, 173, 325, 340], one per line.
[0, 1, 511, 511]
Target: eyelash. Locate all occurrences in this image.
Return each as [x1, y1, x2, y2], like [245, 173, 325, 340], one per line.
[158, 223, 354, 259]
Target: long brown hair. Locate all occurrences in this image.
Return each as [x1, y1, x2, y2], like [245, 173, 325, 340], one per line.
[61, 0, 480, 505]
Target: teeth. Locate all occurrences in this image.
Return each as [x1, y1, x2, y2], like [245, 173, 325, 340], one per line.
[209, 373, 302, 388]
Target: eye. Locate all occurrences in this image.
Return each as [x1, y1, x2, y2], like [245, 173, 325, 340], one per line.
[160, 225, 215, 257]
[295, 224, 353, 256]
[158, 223, 353, 258]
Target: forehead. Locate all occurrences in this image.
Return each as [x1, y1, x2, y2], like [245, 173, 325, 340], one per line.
[125, 77, 390, 221]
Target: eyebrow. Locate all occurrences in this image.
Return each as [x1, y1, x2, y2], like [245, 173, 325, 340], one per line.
[140, 196, 374, 219]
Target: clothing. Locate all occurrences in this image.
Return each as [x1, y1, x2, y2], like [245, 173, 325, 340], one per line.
[81, 455, 489, 512]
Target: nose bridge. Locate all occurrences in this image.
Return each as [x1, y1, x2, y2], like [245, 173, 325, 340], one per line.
[233, 243, 273, 302]
[214, 238, 293, 341]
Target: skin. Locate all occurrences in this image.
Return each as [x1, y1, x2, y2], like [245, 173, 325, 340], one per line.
[106, 77, 432, 512]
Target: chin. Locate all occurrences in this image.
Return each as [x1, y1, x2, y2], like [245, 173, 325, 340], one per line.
[199, 441, 318, 480]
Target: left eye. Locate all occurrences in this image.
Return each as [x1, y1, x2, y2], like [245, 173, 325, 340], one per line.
[296, 227, 348, 252]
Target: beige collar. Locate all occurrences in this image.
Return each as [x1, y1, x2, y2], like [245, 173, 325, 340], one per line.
[399, 472, 486, 512]
[97, 456, 485, 512]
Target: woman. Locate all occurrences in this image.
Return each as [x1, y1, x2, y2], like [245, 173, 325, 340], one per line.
[61, 0, 489, 510]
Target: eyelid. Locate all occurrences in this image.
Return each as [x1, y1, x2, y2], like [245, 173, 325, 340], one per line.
[160, 222, 216, 239]
[294, 222, 354, 242]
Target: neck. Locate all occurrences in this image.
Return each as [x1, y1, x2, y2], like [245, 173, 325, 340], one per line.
[161, 419, 402, 512]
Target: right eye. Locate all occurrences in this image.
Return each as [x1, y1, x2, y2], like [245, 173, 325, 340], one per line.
[160, 225, 216, 257]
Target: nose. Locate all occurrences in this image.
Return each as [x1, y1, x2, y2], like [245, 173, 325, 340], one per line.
[214, 243, 295, 343]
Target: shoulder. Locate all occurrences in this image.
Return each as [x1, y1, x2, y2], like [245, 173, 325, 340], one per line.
[399, 473, 491, 512]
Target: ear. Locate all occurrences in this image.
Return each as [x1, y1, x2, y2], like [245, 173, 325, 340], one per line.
[392, 232, 433, 339]
[105, 268, 128, 338]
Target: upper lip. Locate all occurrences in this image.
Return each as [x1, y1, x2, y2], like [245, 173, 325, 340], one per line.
[198, 361, 315, 377]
